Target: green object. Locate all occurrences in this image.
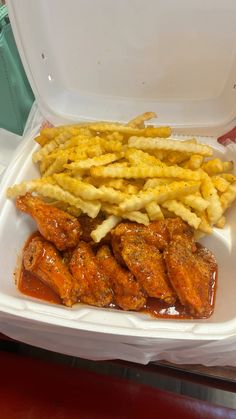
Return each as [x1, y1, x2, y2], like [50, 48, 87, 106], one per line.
[0, 5, 34, 135]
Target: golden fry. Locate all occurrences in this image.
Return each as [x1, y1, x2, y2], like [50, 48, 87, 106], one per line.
[91, 165, 203, 181]
[127, 111, 157, 128]
[162, 200, 201, 229]
[128, 137, 213, 157]
[119, 181, 200, 212]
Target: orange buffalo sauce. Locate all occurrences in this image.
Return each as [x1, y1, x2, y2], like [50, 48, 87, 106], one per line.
[19, 268, 61, 305]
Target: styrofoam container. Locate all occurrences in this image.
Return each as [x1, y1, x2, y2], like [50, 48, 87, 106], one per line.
[1, 0, 236, 363]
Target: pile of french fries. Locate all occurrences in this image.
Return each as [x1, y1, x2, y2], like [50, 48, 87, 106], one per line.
[7, 112, 236, 242]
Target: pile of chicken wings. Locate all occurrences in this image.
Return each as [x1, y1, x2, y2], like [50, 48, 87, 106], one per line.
[16, 193, 217, 317]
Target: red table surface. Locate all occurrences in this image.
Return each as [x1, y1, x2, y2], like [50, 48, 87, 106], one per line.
[0, 350, 235, 419]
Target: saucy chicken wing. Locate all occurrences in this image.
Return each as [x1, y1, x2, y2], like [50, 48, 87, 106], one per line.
[23, 235, 77, 306]
[164, 240, 217, 315]
[16, 194, 81, 251]
[69, 242, 113, 307]
[97, 245, 146, 311]
[111, 221, 169, 266]
[164, 218, 196, 252]
[120, 234, 175, 303]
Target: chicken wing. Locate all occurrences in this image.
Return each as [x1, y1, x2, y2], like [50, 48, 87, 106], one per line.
[164, 218, 196, 252]
[69, 242, 113, 307]
[111, 221, 168, 265]
[120, 234, 175, 303]
[16, 194, 81, 251]
[23, 235, 77, 306]
[164, 240, 217, 315]
[97, 245, 146, 311]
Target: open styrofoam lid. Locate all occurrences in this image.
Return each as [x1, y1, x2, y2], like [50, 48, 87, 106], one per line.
[7, 0, 236, 129]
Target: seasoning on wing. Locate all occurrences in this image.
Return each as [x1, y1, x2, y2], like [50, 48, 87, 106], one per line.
[111, 221, 169, 266]
[69, 242, 113, 307]
[111, 223, 175, 303]
[164, 217, 196, 252]
[23, 235, 77, 306]
[97, 245, 146, 311]
[122, 235, 175, 303]
[16, 193, 81, 251]
[164, 239, 217, 315]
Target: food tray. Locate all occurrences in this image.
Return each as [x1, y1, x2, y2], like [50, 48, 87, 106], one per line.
[0, 127, 235, 341]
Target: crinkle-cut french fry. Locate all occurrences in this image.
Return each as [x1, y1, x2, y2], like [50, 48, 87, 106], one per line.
[201, 158, 226, 175]
[128, 137, 213, 157]
[65, 153, 120, 170]
[197, 211, 212, 234]
[40, 148, 87, 175]
[86, 144, 104, 158]
[91, 215, 121, 243]
[102, 203, 149, 225]
[40, 124, 91, 140]
[53, 173, 103, 200]
[162, 200, 201, 229]
[82, 176, 108, 187]
[143, 178, 172, 190]
[215, 216, 226, 229]
[119, 181, 200, 212]
[127, 111, 157, 128]
[100, 178, 126, 190]
[98, 179, 140, 194]
[183, 154, 204, 170]
[7, 178, 100, 218]
[180, 194, 209, 212]
[145, 202, 164, 220]
[202, 159, 233, 176]
[120, 211, 149, 225]
[43, 155, 68, 177]
[220, 182, 236, 212]
[34, 135, 49, 147]
[7, 179, 43, 198]
[125, 149, 162, 166]
[223, 161, 234, 172]
[58, 135, 96, 150]
[39, 156, 55, 174]
[91, 164, 203, 181]
[211, 176, 230, 193]
[32, 182, 101, 218]
[106, 132, 124, 142]
[32, 131, 72, 163]
[89, 123, 171, 138]
[63, 147, 88, 161]
[164, 151, 189, 165]
[201, 175, 223, 224]
[202, 159, 234, 176]
[98, 186, 127, 204]
[105, 161, 128, 169]
[99, 139, 123, 153]
[40, 127, 65, 140]
[221, 173, 236, 183]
